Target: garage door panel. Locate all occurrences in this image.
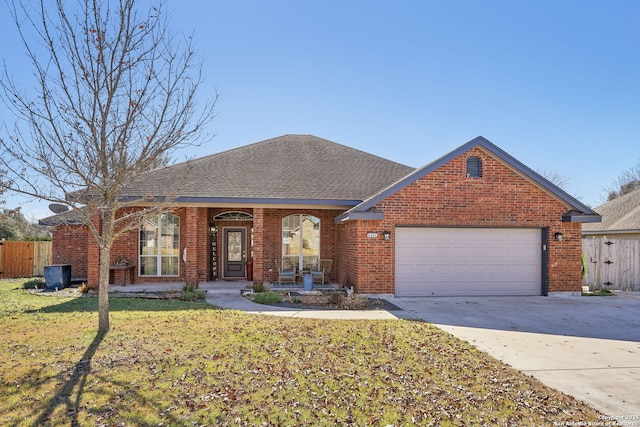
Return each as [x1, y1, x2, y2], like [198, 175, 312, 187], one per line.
[396, 228, 542, 297]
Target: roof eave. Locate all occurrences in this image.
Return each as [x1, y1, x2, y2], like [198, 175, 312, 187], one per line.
[123, 196, 361, 210]
[335, 211, 385, 223]
[582, 229, 640, 235]
[38, 219, 86, 226]
[562, 213, 602, 223]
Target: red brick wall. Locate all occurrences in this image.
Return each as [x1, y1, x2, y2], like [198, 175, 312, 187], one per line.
[344, 147, 582, 294]
[82, 208, 209, 286]
[71, 206, 343, 287]
[51, 225, 89, 280]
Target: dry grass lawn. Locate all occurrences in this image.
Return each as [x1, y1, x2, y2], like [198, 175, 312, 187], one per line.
[0, 279, 602, 426]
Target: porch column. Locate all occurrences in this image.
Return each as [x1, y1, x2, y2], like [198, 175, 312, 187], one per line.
[253, 208, 264, 282]
[183, 207, 204, 284]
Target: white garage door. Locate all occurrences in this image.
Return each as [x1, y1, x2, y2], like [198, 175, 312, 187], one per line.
[396, 228, 542, 296]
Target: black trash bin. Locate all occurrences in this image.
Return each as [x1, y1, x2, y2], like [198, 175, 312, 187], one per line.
[44, 264, 72, 290]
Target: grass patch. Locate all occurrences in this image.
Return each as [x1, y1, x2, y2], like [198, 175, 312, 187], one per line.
[0, 278, 602, 426]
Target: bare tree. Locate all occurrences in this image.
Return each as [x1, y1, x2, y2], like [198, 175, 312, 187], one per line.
[537, 168, 570, 191]
[0, 0, 216, 332]
[603, 159, 640, 202]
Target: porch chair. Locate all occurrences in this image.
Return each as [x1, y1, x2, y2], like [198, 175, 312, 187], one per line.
[310, 259, 333, 284]
[275, 258, 297, 285]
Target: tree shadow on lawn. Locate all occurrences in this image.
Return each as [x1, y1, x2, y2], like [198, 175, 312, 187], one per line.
[16, 331, 184, 427]
[26, 297, 221, 314]
[21, 331, 105, 427]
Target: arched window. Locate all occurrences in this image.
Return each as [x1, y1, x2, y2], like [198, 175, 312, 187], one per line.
[139, 213, 180, 276]
[282, 214, 320, 270]
[466, 156, 482, 178]
[214, 211, 253, 221]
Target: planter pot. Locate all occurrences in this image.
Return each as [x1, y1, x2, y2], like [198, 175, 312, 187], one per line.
[303, 273, 313, 291]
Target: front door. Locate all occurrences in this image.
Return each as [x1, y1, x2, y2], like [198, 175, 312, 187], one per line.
[223, 228, 246, 278]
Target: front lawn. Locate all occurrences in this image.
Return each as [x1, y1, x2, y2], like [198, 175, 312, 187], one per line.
[0, 279, 601, 426]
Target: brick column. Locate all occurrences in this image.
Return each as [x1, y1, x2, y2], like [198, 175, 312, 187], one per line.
[252, 208, 264, 282]
[183, 207, 199, 284]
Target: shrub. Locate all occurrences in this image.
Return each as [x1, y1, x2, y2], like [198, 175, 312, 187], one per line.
[79, 283, 91, 294]
[252, 290, 283, 305]
[252, 282, 266, 293]
[180, 288, 207, 301]
[22, 278, 46, 290]
[183, 281, 199, 292]
[583, 289, 614, 296]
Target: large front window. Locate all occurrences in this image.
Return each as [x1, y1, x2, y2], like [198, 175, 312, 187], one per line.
[282, 214, 320, 270]
[139, 213, 180, 276]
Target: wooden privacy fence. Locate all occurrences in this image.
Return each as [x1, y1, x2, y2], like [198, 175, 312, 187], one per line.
[582, 234, 640, 291]
[0, 241, 52, 278]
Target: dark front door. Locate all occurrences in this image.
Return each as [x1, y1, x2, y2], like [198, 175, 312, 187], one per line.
[223, 228, 246, 278]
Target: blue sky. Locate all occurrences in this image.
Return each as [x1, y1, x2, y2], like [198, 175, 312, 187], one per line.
[1, 0, 638, 220]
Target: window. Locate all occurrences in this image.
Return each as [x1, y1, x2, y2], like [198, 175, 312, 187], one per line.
[214, 211, 253, 221]
[282, 214, 320, 269]
[466, 156, 482, 178]
[139, 213, 180, 276]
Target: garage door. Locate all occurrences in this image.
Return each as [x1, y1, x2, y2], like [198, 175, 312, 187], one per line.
[396, 228, 542, 296]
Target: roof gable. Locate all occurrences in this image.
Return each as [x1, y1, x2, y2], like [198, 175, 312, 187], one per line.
[337, 136, 600, 223]
[583, 188, 640, 233]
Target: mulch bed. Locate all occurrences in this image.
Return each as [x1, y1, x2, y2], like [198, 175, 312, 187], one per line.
[256, 294, 404, 311]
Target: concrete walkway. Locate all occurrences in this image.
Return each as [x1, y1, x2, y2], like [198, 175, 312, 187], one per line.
[110, 282, 640, 417]
[200, 281, 405, 320]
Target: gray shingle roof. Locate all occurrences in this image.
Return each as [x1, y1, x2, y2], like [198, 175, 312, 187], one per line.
[583, 188, 640, 233]
[122, 134, 414, 205]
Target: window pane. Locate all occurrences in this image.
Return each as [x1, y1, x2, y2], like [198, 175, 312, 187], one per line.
[161, 256, 179, 275]
[302, 215, 320, 268]
[140, 256, 157, 276]
[140, 220, 158, 256]
[227, 231, 242, 262]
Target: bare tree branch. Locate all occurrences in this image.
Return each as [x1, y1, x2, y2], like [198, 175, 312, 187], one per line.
[0, 0, 217, 332]
[602, 159, 640, 202]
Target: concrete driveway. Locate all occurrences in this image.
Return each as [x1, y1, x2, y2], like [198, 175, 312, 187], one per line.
[386, 293, 640, 417]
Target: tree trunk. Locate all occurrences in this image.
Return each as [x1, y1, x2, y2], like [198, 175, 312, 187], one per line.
[98, 212, 114, 333]
[98, 244, 111, 332]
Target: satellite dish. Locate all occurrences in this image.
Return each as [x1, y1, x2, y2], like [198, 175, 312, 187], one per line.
[49, 203, 69, 214]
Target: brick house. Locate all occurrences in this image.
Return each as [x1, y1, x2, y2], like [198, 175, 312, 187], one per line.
[42, 134, 600, 296]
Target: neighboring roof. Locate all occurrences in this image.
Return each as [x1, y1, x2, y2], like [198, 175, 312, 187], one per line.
[582, 188, 640, 234]
[39, 207, 87, 226]
[120, 134, 414, 207]
[337, 136, 601, 223]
